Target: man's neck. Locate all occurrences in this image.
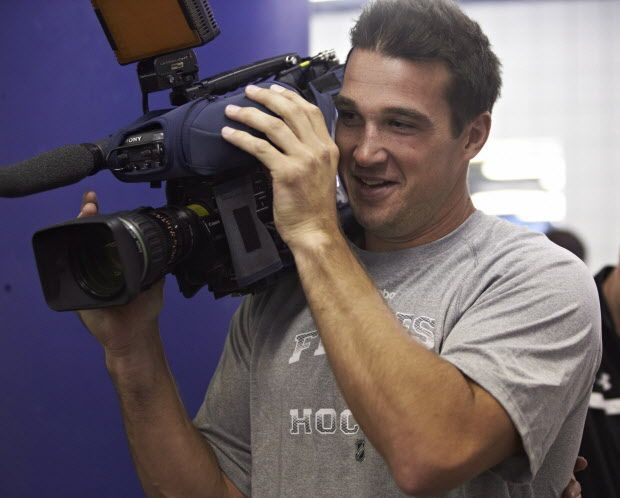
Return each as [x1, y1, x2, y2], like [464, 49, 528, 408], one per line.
[602, 267, 620, 338]
[363, 196, 476, 252]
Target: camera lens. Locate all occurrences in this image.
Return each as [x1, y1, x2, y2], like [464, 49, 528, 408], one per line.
[70, 225, 126, 299]
[32, 204, 214, 310]
[70, 207, 202, 301]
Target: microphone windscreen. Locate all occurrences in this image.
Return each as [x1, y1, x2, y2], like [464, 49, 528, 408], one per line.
[0, 144, 98, 198]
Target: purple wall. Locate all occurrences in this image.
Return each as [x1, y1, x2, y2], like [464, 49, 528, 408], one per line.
[0, 1, 308, 496]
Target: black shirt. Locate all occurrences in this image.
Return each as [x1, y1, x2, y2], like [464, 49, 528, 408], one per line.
[579, 266, 620, 497]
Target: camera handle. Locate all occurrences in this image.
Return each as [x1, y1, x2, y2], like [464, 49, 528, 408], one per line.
[137, 50, 302, 114]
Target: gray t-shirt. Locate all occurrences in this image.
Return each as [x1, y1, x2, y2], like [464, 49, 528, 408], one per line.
[194, 211, 602, 497]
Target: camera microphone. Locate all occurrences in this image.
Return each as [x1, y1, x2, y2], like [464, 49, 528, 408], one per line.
[0, 143, 106, 198]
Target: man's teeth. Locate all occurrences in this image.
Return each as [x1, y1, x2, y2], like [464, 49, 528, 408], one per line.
[361, 179, 387, 186]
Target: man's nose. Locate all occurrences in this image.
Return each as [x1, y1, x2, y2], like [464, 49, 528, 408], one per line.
[352, 125, 388, 167]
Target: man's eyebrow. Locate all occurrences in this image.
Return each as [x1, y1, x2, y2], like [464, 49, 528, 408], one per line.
[334, 95, 434, 129]
[333, 95, 356, 108]
[384, 106, 434, 129]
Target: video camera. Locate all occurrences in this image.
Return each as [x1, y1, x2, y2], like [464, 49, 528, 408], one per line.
[0, 0, 344, 311]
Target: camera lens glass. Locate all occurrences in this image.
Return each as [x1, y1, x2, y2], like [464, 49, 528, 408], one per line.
[70, 225, 126, 299]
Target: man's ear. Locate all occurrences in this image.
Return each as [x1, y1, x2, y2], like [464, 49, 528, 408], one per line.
[463, 111, 492, 161]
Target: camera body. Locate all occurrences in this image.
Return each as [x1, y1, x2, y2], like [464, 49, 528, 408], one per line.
[32, 55, 344, 311]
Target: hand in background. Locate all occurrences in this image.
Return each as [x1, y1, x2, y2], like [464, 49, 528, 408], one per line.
[562, 456, 587, 498]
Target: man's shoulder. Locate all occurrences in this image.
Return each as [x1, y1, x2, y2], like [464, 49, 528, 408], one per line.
[459, 212, 591, 280]
[241, 270, 305, 317]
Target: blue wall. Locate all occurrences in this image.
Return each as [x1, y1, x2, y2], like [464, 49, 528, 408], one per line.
[0, 1, 308, 496]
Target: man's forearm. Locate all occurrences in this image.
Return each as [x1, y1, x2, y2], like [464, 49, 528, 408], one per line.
[291, 232, 518, 493]
[105, 330, 239, 498]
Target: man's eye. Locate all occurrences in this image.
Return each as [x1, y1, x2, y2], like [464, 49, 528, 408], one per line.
[389, 120, 414, 129]
[337, 110, 358, 123]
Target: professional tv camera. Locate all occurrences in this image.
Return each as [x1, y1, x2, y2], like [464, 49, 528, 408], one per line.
[0, 0, 344, 311]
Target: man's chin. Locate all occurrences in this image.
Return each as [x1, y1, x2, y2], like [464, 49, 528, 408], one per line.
[352, 211, 396, 237]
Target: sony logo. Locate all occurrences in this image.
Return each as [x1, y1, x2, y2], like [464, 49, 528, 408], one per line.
[126, 136, 142, 143]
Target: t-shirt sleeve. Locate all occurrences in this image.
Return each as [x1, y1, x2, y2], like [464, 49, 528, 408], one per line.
[193, 296, 254, 497]
[440, 254, 602, 482]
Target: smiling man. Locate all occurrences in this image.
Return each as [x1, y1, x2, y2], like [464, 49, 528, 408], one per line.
[78, 0, 600, 496]
[334, 50, 477, 251]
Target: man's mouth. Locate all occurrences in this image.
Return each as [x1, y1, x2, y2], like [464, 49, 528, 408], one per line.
[355, 176, 397, 188]
[350, 175, 399, 200]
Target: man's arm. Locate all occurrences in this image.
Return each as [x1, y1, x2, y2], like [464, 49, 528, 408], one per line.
[220, 86, 520, 496]
[77, 192, 244, 498]
[291, 232, 520, 495]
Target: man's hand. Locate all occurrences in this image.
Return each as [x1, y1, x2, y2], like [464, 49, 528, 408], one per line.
[562, 456, 587, 498]
[221, 84, 341, 250]
[74, 194, 243, 498]
[76, 191, 164, 357]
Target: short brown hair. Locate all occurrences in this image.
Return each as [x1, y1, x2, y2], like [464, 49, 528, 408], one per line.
[349, 0, 502, 136]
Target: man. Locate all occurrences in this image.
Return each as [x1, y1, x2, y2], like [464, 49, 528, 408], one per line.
[577, 258, 620, 497]
[78, 0, 600, 496]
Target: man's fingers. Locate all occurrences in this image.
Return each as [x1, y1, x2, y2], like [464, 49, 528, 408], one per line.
[78, 191, 99, 218]
[81, 190, 98, 207]
[562, 456, 588, 498]
[224, 103, 302, 155]
[78, 203, 98, 218]
[561, 476, 582, 498]
[574, 456, 588, 473]
[269, 84, 334, 142]
[243, 84, 330, 144]
[561, 455, 587, 498]
[221, 126, 284, 172]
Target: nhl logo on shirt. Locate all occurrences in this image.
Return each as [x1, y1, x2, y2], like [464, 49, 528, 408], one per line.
[355, 438, 366, 462]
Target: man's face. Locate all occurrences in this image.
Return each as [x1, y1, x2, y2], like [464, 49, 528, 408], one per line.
[335, 49, 475, 250]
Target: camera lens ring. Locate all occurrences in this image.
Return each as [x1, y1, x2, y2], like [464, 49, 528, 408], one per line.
[118, 217, 149, 283]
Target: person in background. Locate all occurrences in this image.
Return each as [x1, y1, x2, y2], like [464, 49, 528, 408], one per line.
[545, 228, 587, 262]
[545, 227, 620, 496]
[577, 253, 620, 497]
